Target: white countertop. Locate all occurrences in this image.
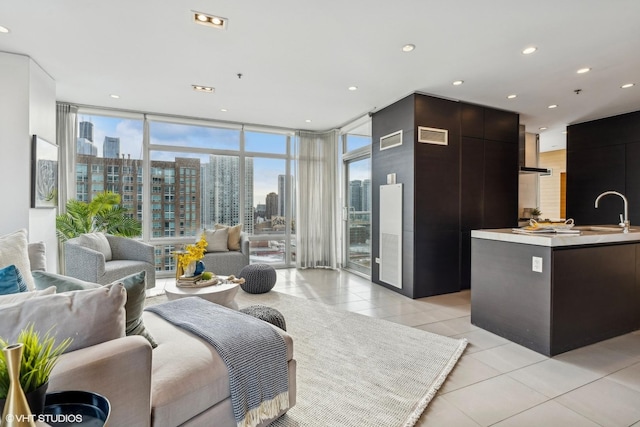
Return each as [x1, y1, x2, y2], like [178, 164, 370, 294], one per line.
[472, 225, 640, 247]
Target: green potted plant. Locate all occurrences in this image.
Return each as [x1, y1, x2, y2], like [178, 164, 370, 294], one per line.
[0, 325, 72, 414]
[531, 208, 542, 220]
[56, 191, 141, 241]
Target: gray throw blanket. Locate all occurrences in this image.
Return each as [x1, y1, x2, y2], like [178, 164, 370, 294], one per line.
[145, 297, 289, 427]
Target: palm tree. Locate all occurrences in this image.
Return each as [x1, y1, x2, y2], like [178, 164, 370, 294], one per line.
[56, 191, 142, 241]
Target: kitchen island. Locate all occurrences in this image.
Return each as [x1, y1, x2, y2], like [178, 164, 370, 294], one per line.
[471, 227, 640, 356]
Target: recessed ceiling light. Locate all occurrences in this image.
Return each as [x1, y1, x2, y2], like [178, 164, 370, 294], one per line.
[110, 94, 120, 99]
[220, 108, 228, 112]
[192, 85, 214, 93]
[402, 44, 415, 52]
[548, 104, 558, 109]
[562, 131, 568, 134]
[452, 80, 464, 86]
[577, 67, 591, 74]
[539, 127, 548, 131]
[621, 83, 635, 89]
[348, 86, 358, 91]
[305, 119, 312, 123]
[192, 11, 227, 29]
[522, 46, 537, 55]
[507, 94, 517, 99]
[0, 25, 9, 33]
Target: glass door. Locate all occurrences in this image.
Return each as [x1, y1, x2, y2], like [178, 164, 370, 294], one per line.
[344, 156, 371, 275]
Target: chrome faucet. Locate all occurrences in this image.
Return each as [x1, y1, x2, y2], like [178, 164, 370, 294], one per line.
[595, 191, 630, 233]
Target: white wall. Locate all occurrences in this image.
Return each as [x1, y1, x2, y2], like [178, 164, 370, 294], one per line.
[0, 52, 58, 271]
[0, 53, 31, 233]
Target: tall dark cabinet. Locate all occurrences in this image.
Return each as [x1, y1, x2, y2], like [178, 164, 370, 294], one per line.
[371, 93, 519, 298]
[567, 110, 640, 226]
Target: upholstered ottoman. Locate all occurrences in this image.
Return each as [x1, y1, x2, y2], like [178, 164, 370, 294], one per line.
[239, 264, 277, 294]
[240, 305, 287, 331]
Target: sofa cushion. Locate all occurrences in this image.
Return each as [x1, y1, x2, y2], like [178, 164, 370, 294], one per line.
[0, 229, 35, 291]
[0, 265, 25, 295]
[32, 271, 157, 348]
[0, 286, 56, 304]
[28, 242, 47, 271]
[75, 232, 113, 261]
[214, 223, 243, 251]
[0, 283, 126, 353]
[203, 228, 229, 252]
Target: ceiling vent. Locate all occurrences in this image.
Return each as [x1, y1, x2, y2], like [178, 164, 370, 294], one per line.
[418, 127, 448, 145]
[380, 130, 403, 151]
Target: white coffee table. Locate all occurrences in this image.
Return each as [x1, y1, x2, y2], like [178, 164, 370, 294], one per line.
[164, 277, 239, 309]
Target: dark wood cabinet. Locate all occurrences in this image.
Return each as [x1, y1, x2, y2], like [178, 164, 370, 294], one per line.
[567, 144, 626, 225]
[373, 93, 519, 297]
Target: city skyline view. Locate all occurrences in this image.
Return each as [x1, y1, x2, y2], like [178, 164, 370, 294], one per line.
[80, 115, 291, 210]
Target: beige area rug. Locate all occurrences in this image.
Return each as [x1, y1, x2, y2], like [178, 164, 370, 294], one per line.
[148, 290, 467, 427]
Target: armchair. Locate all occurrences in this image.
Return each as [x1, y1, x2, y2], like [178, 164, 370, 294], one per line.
[64, 233, 156, 288]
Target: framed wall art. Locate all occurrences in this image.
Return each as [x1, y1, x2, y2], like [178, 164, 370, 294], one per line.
[31, 135, 59, 208]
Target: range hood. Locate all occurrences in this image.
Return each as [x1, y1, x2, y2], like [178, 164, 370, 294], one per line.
[519, 125, 551, 174]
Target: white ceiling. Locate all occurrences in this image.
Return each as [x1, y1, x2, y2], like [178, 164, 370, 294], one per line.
[1, 0, 639, 151]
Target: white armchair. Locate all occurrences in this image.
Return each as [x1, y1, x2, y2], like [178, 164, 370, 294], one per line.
[64, 233, 156, 288]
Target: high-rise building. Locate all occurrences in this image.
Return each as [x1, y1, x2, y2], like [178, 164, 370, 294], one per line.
[362, 179, 371, 212]
[103, 136, 120, 159]
[350, 180, 363, 212]
[265, 192, 278, 220]
[200, 155, 254, 234]
[76, 154, 201, 270]
[79, 121, 94, 141]
[278, 174, 286, 216]
[76, 137, 98, 156]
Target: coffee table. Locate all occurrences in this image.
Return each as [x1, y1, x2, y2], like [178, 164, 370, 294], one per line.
[164, 277, 239, 309]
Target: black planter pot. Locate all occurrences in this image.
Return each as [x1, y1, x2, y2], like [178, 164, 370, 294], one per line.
[0, 381, 49, 415]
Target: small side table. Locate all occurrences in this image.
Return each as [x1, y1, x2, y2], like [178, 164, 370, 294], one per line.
[43, 390, 110, 426]
[165, 277, 239, 309]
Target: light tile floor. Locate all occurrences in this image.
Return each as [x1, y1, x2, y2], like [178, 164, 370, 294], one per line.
[153, 268, 640, 426]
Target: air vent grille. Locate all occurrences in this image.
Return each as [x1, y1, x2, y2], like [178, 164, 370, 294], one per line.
[380, 130, 403, 151]
[418, 126, 448, 145]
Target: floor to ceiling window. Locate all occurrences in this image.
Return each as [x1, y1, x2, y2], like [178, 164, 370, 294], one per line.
[74, 109, 295, 276]
[341, 121, 372, 276]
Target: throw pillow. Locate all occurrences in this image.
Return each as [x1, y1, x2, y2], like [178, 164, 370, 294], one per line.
[74, 232, 113, 261]
[0, 229, 35, 291]
[115, 270, 158, 348]
[0, 265, 21, 295]
[0, 283, 126, 353]
[32, 271, 100, 292]
[0, 286, 56, 305]
[214, 223, 243, 251]
[28, 242, 47, 271]
[32, 270, 157, 348]
[202, 228, 229, 252]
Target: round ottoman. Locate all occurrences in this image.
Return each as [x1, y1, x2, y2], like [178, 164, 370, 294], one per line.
[240, 305, 287, 331]
[239, 264, 277, 294]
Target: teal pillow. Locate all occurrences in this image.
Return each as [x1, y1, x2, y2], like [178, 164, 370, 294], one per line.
[32, 270, 157, 348]
[0, 265, 27, 295]
[117, 270, 158, 348]
[32, 271, 100, 292]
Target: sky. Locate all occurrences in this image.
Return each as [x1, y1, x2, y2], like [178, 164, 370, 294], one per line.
[80, 115, 293, 208]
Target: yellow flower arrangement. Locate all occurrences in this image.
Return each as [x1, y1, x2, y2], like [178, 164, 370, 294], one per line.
[178, 235, 208, 270]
